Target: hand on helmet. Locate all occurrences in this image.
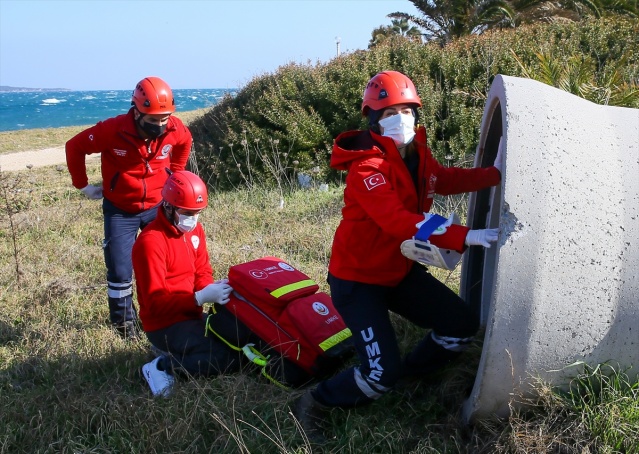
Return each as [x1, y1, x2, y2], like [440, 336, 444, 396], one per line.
[194, 279, 233, 306]
[465, 228, 499, 248]
[80, 184, 103, 200]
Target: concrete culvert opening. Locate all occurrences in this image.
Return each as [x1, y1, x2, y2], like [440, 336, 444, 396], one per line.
[460, 74, 639, 423]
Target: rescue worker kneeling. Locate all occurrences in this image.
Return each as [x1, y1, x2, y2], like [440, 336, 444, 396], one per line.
[292, 70, 502, 442]
[133, 170, 234, 396]
[133, 171, 308, 396]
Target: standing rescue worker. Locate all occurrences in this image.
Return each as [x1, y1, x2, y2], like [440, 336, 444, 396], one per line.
[66, 77, 192, 340]
[293, 71, 502, 441]
[133, 171, 239, 396]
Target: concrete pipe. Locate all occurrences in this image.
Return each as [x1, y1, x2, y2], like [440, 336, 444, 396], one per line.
[460, 74, 639, 422]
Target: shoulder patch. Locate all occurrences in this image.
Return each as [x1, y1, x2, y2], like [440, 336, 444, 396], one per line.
[363, 173, 386, 191]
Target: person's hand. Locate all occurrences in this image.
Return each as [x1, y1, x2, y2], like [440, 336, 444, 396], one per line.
[80, 184, 103, 200]
[465, 228, 499, 248]
[494, 137, 503, 174]
[194, 279, 233, 306]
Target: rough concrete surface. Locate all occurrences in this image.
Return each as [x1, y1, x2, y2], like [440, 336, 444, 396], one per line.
[462, 75, 639, 422]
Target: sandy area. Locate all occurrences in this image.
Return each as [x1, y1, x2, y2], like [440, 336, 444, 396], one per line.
[0, 147, 100, 172]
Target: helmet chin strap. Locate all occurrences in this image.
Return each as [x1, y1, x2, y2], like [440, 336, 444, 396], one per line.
[368, 109, 382, 133]
[133, 108, 146, 136]
[133, 107, 155, 140]
[163, 202, 178, 226]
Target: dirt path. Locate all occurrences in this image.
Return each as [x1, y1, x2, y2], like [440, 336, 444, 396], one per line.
[0, 147, 99, 172]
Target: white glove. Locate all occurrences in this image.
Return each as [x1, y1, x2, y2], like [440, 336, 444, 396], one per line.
[80, 184, 103, 200]
[494, 137, 504, 174]
[194, 279, 233, 306]
[465, 228, 499, 248]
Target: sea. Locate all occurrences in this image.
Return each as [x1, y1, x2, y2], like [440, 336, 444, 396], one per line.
[0, 88, 237, 132]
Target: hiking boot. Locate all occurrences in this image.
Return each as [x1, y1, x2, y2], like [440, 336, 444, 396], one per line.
[292, 389, 329, 444]
[114, 320, 141, 341]
[401, 332, 463, 379]
[141, 357, 174, 397]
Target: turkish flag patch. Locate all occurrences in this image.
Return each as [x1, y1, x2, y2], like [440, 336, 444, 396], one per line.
[364, 173, 387, 190]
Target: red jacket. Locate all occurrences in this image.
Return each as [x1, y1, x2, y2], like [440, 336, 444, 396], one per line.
[328, 127, 501, 286]
[65, 109, 192, 213]
[132, 207, 214, 332]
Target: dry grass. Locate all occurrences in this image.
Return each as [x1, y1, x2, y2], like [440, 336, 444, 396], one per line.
[1, 161, 636, 453]
[0, 108, 209, 154]
[0, 162, 477, 453]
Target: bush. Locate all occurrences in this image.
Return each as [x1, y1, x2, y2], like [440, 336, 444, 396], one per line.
[188, 18, 639, 191]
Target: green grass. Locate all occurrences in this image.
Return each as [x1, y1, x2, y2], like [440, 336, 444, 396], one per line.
[1, 163, 637, 453]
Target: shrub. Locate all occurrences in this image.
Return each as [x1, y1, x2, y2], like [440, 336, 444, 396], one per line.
[188, 18, 639, 191]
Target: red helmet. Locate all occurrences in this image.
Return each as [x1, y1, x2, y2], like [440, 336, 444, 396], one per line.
[161, 171, 208, 210]
[361, 71, 422, 116]
[131, 76, 175, 115]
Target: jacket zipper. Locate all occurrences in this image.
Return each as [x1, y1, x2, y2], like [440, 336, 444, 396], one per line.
[141, 142, 154, 209]
[110, 172, 120, 192]
[418, 150, 427, 211]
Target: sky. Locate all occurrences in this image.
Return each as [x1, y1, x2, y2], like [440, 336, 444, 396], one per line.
[0, 0, 420, 91]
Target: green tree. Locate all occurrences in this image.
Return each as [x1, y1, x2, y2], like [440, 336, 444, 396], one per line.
[512, 0, 639, 23]
[369, 18, 423, 48]
[388, 0, 516, 44]
[388, 0, 638, 44]
[512, 50, 639, 107]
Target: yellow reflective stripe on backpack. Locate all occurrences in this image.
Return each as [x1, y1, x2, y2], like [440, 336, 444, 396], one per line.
[318, 328, 353, 351]
[269, 279, 317, 298]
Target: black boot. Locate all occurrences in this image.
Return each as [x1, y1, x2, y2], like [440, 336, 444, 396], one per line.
[402, 332, 463, 378]
[113, 320, 141, 341]
[292, 389, 329, 444]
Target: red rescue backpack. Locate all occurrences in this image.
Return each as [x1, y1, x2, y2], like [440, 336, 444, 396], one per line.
[206, 256, 353, 387]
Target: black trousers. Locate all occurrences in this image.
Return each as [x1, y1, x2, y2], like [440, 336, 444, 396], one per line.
[147, 307, 312, 386]
[314, 263, 479, 408]
[146, 309, 242, 378]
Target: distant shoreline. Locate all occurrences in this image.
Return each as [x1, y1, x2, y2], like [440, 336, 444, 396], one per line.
[0, 108, 208, 155]
[0, 86, 71, 92]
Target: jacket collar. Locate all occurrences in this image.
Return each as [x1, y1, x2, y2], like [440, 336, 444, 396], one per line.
[156, 205, 184, 237]
[331, 127, 427, 170]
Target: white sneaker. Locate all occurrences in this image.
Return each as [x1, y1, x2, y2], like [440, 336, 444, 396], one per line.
[141, 357, 175, 397]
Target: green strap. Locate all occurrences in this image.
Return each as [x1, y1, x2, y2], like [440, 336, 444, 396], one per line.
[259, 368, 290, 390]
[205, 310, 290, 390]
[241, 344, 267, 367]
[205, 311, 242, 352]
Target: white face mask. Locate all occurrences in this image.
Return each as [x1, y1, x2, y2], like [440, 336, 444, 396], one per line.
[378, 112, 416, 147]
[176, 213, 199, 233]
